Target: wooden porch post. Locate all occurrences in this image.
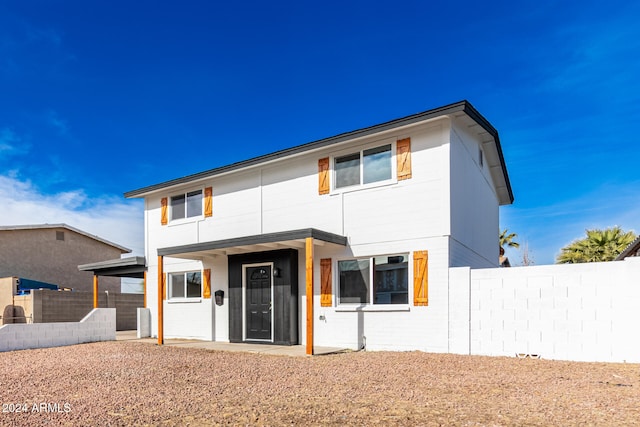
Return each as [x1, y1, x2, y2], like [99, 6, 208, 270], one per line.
[93, 275, 99, 308]
[305, 237, 314, 355]
[157, 255, 164, 345]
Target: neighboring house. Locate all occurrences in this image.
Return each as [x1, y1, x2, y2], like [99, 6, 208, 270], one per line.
[125, 100, 513, 354]
[615, 235, 640, 260]
[0, 224, 130, 293]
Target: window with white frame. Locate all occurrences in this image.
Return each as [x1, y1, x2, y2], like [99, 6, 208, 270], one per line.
[169, 271, 202, 299]
[338, 254, 408, 305]
[334, 144, 392, 189]
[170, 190, 203, 221]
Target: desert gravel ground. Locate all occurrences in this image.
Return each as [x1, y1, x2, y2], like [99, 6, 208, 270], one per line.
[1, 341, 639, 426]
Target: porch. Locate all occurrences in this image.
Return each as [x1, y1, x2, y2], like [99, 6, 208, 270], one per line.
[156, 228, 348, 355]
[116, 330, 347, 356]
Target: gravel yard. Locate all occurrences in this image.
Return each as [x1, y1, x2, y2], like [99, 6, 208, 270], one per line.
[1, 341, 639, 426]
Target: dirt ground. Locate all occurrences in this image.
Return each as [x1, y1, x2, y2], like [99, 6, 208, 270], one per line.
[1, 341, 639, 426]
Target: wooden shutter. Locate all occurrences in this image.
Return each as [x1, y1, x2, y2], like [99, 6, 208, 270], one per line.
[413, 251, 428, 306]
[320, 258, 332, 307]
[162, 273, 167, 300]
[160, 197, 168, 225]
[397, 138, 412, 180]
[318, 157, 330, 195]
[203, 268, 211, 299]
[204, 187, 213, 218]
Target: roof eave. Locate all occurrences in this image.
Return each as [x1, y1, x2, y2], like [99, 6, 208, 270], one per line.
[125, 100, 513, 204]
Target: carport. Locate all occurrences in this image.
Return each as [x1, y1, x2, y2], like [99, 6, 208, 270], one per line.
[78, 256, 147, 308]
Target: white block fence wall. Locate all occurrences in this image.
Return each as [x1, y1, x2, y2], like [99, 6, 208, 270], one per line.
[0, 308, 116, 352]
[449, 258, 640, 363]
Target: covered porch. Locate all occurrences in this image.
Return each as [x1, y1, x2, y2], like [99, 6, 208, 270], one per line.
[157, 228, 347, 355]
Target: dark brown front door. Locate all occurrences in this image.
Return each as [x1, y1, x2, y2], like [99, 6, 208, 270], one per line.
[245, 265, 272, 341]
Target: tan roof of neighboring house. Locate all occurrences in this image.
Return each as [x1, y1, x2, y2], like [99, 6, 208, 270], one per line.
[0, 224, 131, 253]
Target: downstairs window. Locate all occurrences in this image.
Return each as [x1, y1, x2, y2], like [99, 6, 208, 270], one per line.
[338, 254, 408, 305]
[169, 271, 202, 299]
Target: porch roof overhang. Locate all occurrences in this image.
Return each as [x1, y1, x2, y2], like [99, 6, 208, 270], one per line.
[157, 228, 348, 258]
[78, 256, 147, 278]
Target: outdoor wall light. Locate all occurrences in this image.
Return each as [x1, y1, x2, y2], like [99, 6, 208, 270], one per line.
[273, 268, 281, 278]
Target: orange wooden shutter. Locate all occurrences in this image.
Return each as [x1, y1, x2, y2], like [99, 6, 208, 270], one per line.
[413, 251, 428, 306]
[318, 157, 330, 195]
[162, 273, 167, 300]
[397, 138, 412, 180]
[204, 187, 213, 217]
[203, 268, 211, 299]
[320, 258, 332, 307]
[160, 197, 168, 225]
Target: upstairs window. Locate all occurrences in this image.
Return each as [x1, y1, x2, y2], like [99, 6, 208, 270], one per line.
[335, 144, 392, 189]
[171, 190, 202, 220]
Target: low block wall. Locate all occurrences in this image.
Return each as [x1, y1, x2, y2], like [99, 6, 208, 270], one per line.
[449, 258, 640, 363]
[0, 308, 116, 352]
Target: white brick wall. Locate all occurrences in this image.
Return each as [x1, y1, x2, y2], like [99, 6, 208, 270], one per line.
[0, 308, 116, 352]
[450, 258, 640, 363]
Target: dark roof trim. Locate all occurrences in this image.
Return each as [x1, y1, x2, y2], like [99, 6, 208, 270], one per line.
[461, 103, 513, 204]
[125, 100, 513, 203]
[615, 235, 640, 260]
[78, 256, 147, 278]
[158, 228, 347, 256]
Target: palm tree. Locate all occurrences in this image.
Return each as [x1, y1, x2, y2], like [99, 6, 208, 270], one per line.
[499, 229, 520, 255]
[556, 226, 636, 264]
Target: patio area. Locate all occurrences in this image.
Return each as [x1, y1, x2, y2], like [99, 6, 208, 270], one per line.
[115, 330, 347, 356]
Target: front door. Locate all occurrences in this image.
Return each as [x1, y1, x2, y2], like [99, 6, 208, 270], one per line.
[245, 264, 272, 341]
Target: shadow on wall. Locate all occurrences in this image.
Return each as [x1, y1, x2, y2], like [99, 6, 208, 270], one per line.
[2, 305, 27, 324]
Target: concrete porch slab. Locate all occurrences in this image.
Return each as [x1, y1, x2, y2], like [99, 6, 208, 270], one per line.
[115, 330, 347, 356]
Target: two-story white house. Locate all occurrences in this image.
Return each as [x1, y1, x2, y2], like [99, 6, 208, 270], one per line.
[125, 100, 513, 355]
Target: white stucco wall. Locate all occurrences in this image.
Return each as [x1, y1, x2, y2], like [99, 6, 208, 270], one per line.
[310, 237, 451, 352]
[448, 118, 500, 268]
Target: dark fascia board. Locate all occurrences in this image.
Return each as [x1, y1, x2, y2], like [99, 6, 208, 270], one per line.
[461, 103, 513, 204]
[125, 100, 513, 203]
[158, 228, 347, 256]
[78, 256, 147, 271]
[78, 256, 147, 278]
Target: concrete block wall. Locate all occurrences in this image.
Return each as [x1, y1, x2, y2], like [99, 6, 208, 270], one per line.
[0, 308, 116, 352]
[109, 292, 145, 330]
[32, 290, 143, 330]
[0, 227, 124, 293]
[449, 258, 640, 363]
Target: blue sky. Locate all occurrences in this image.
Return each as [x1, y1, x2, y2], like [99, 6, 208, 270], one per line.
[1, 1, 639, 266]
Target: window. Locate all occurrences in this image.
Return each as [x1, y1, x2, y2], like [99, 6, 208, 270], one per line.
[171, 190, 203, 220]
[169, 271, 202, 299]
[56, 231, 65, 241]
[338, 254, 408, 305]
[335, 144, 392, 189]
[338, 259, 370, 304]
